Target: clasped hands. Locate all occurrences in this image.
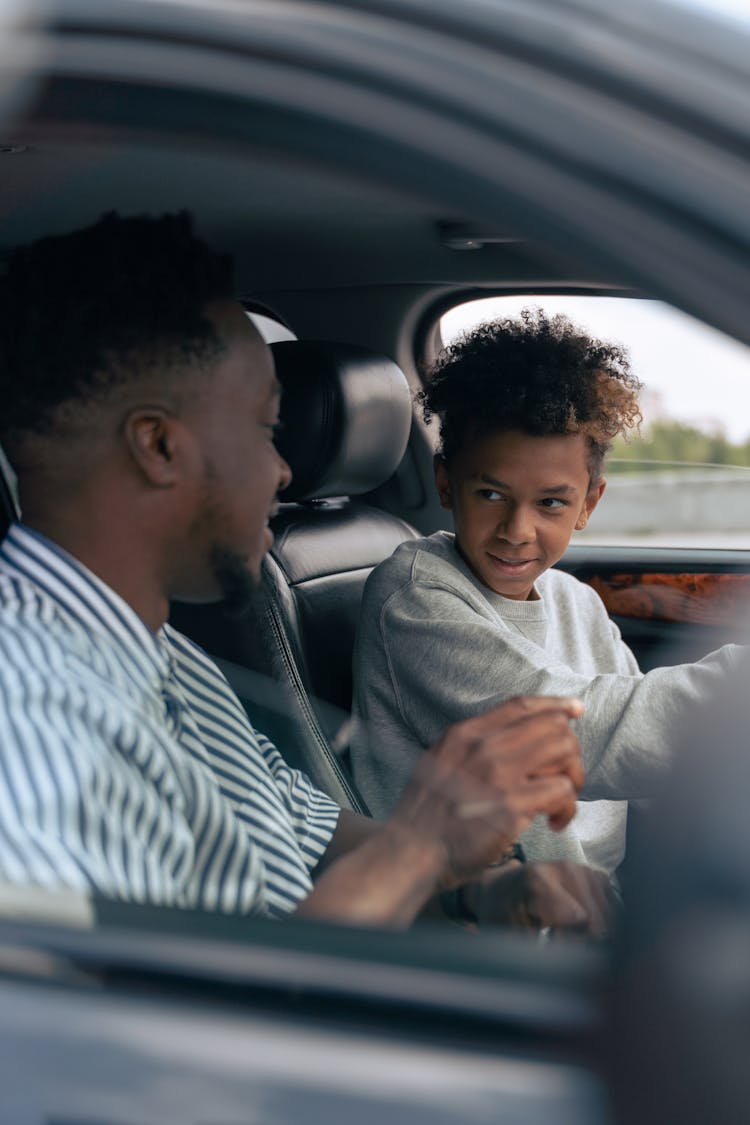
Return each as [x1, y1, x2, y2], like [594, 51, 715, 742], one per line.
[391, 695, 616, 937]
[300, 695, 616, 935]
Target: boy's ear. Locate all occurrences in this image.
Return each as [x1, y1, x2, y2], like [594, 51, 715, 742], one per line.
[123, 407, 192, 488]
[575, 477, 606, 530]
[434, 455, 453, 510]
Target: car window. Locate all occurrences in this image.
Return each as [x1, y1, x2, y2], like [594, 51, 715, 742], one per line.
[440, 296, 750, 548]
[677, 0, 750, 24]
[246, 310, 297, 344]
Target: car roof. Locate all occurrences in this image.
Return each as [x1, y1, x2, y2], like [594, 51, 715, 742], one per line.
[1, 0, 749, 348]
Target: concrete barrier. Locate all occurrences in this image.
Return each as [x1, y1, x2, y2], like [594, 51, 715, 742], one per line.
[585, 469, 750, 533]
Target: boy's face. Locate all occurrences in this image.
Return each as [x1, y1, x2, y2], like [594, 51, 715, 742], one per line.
[435, 428, 605, 600]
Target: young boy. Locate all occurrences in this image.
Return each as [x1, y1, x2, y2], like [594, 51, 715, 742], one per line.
[349, 309, 743, 876]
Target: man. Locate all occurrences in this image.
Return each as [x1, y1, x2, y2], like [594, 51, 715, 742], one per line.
[0, 212, 610, 931]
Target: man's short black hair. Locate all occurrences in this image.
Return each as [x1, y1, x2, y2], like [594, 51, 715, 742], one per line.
[419, 307, 642, 479]
[0, 211, 233, 441]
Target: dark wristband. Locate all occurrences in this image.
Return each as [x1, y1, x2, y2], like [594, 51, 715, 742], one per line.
[441, 843, 525, 923]
[490, 842, 526, 866]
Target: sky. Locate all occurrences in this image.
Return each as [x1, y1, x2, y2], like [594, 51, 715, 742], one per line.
[441, 296, 750, 446]
[675, 0, 750, 19]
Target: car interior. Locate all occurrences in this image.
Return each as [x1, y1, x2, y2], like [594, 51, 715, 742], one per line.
[1, 5, 748, 871]
[1, 2, 749, 1120]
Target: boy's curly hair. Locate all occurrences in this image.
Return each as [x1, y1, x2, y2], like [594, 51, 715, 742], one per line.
[418, 307, 642, 479]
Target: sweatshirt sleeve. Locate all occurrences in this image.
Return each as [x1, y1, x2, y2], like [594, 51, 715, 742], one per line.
[609, 616, 641, 676]
[377, 578, 744, 801]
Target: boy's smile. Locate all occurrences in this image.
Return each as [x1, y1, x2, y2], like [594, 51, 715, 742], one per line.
[435, 429, 605, 600]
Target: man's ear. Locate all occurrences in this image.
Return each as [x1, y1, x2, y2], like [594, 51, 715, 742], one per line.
[575, 477, 606, 530]
[123, 408, 188, 487]
[434, 455, 453, 510]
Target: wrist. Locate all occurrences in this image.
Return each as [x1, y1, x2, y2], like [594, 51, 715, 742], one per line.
[443, 845, 526, 924]
[378, 819, 448, 897]
[488, 842, 526, 867]
[301, 818, 450, 929]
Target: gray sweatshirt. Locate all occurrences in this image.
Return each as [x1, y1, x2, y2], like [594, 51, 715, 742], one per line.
[350, 532, 742, 873]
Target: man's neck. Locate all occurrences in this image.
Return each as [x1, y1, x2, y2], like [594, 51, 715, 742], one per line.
[20, 512, 169, 633]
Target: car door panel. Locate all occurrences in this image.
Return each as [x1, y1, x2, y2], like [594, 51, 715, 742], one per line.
[559, 547, 750, 671]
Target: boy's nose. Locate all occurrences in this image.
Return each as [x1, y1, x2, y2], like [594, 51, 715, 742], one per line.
[497, 505, 535, 545]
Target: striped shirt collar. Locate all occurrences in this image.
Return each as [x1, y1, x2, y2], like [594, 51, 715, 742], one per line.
[0, 522, 173, 690]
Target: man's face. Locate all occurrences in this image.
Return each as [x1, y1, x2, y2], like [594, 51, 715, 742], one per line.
[175, 301, 291, 609]
[435, 428, 604, 600]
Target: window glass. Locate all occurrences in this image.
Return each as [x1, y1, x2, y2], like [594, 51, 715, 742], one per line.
[440, 296, 750, 548]
[246, 310, 296, 344]
[673, 0, 750, 25]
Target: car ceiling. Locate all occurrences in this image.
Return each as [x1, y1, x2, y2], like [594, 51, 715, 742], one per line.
[0, 136, 587, 294]
[1, 0, 749, 348]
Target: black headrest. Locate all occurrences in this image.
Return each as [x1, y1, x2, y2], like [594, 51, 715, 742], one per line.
[271, 341, 412, 503]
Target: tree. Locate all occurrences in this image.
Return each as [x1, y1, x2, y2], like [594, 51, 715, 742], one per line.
[609, 421, 750, 473]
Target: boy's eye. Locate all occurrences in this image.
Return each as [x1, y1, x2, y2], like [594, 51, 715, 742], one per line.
[539, 497, 566, 510]
[478, 488, 505, 501]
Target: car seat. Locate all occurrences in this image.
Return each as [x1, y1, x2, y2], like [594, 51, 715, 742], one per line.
[171, 341, 419, 812]
[0, 448, 19, 536]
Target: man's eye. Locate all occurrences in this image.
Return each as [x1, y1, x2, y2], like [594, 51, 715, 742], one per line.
[478, 489, 504, 501]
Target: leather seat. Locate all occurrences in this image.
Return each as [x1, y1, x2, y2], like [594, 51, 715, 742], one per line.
[171, 340, 418, 812]
[0, 450, 19, 537]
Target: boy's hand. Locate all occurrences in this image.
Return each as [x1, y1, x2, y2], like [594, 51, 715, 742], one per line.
[389, 695, 585, 890]
[467, 860, 618, 938]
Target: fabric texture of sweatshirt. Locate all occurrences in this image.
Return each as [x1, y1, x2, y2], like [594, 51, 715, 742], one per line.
[350, 531, 742, 874]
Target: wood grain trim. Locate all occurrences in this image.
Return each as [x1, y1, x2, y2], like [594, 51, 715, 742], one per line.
[585, 572, 750, 627]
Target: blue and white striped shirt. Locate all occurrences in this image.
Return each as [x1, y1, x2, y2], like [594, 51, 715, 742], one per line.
[0, 524, 339, 917]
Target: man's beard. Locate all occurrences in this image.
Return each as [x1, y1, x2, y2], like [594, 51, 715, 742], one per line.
[208, 543, 264, 618]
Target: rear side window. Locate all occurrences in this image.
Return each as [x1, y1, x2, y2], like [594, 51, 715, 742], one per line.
[246, 310, 296, 344]
[440, 296, 750, 549]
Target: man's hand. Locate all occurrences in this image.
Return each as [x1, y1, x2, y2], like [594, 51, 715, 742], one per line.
[299, 695, 585, 928]
[390, 695, 585, 890]
[465, 860, 618, 939]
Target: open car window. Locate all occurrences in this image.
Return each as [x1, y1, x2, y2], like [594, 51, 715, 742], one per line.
[441, 295, 750, 549]
[0, 0, 749, 1119]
